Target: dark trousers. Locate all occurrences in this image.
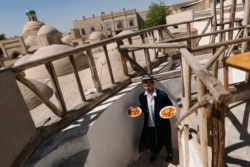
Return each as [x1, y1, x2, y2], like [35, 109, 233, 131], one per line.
[144, 127, 173, 155]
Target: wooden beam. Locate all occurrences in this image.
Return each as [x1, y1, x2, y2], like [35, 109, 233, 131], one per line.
[229, 82, 250, 103]
[103, 45, 115, 84]
[45, 62, 67, 116]
[197, 78, 208, 167]
[180, 48, 232, 103]
[120, 43, 188, 49]
[191, 36, 250, 52]
[86, 49, 103, 93]
[175, 94, 211, 127]
[16, 74, 64, 117]
[69, 55, 86, 102]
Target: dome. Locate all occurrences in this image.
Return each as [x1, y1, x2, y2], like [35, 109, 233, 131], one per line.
[61, 34, 72, 45]
[18, 79, 53, 110]
[89, 31, 105, 41]
[24, 35, 41, 52]
[22, 21, 45, 39]
[37, 25, 59, 36]
[26, 9, 36, 15]
[14, 44, 89, 79]
[29, 44, 74, 61]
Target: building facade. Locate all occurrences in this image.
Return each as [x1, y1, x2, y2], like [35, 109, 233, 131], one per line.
[72, 8, 147, 40]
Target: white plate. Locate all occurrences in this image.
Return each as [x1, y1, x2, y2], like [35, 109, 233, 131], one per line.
[159, 106, 176, 119]
[127, 107, 142, 117]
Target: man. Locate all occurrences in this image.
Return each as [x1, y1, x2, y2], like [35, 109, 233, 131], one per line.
[138, 75, 173, 162]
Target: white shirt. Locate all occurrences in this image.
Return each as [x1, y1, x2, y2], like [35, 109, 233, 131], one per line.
[145, 89, 157, 127]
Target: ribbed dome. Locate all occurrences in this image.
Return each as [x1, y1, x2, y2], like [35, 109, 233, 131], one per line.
[22, 21, 45, 39]
[37, 25, 59, 36]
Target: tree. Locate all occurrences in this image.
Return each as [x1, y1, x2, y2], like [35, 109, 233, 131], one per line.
[0, 33, 6, 40]
[143, 1, 171, 29]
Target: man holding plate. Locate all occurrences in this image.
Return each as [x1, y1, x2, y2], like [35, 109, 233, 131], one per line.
[138, 75, 174, 162]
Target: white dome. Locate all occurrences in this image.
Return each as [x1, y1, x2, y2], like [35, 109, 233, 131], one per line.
[14, 44, 89, 79]
[24, 35, 40, 52]
[22, 21, 45, 39]
[37, 25, 59, 36]
[61, 34, 72, 44]
[89, 31, 105, 41]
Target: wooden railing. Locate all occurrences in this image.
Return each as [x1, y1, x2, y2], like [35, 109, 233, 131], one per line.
[4, 15, 248, 166]
[8, 21, 194, 138]
[121, 16, 249, 167]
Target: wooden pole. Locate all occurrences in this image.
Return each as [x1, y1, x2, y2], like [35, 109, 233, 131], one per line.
[228, 0, 237, 40]
[140, 34, 146, 44]
[219, 0, 225, 42]
[15, 74, 64, 117]
[178, 125, 184, 167]
[194, 19, 211, 47]
[144, 48, 152, 74]
[121, 49, 148, 75]
[103, 45, 115, 84]
[242, 0, 250, 52]
[210, 0, 219, 78]
[175, 94, 211, 127]
[149, 31, 158, 59]
[180, 48, 232, 103]
[45, 62, 67, 115]
[128, 37, 136, 60]
[211, 102, 226, 167]
[182, 57, 191, 110]
[210, 0, 217, 45]
[187, 22, 192, 48]
[183, 124, 190, 167]
[86, 49, 102, 93]
[163, 28, 175, 39]
[197, 78, 208, 167]
[117, 40, 129, 76]
[69, 55, 86, 102]
[157, 28, 164, 57]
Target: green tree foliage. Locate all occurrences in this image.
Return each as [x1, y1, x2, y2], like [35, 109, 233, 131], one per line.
[143, 2, 171, 29]
[0, 33, 6, 40]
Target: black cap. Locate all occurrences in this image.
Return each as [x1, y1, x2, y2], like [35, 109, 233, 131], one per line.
[141, 75, 154, 83]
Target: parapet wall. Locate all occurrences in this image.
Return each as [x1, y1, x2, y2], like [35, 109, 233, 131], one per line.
[0, 70, 36, 167]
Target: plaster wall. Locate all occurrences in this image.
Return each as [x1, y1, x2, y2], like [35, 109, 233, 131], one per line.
[0, 37, 27, 59]
[84, 83, 143, 167]
[166, 10, 194, 29]
[85, 81, 178, 167]
[0, 70, 36, 167]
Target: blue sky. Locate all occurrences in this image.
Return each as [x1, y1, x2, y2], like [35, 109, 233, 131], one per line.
[0, 0, 189, 38]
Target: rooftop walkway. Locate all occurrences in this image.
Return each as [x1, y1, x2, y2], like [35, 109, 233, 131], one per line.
[25, 57, 250, 167]
[25, 62, 180, 167]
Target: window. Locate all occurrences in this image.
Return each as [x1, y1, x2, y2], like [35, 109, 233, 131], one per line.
[105, 22, 112, 31]
[90, 26, 95, 31]
[81, 28, 85, 35]
[115, 20, 124, 29]
[128, 18, 134, 27]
